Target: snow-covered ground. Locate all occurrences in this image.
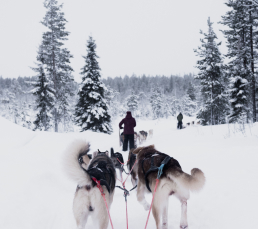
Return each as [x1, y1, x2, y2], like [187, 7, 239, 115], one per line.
[0, 116, 258, 229]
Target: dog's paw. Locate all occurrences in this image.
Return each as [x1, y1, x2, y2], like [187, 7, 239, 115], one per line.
[180, 225, 188, 229]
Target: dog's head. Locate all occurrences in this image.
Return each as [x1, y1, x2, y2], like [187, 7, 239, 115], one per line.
[110, 148, 124, 168]
[92, 149, 109, 159]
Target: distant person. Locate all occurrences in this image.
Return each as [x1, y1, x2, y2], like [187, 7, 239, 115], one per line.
[177, 112, 183, 129]
[119, 111, 136, 151]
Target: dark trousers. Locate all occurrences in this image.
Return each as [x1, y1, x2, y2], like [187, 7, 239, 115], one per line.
[177, 121, 182, 129]
[123, 134, 134, 151]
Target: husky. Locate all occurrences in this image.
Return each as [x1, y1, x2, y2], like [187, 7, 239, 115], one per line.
[133, 145, 205, 229]
[139, 130, 148, 144]
[63, 140, 116, 229]
[110, 147, 124, 180]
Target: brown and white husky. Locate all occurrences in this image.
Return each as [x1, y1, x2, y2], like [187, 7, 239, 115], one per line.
[63, 140, 116, 229]
[132, 145, 205, 229]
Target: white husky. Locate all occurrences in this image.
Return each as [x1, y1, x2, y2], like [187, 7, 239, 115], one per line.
[63, 140, 116, 229]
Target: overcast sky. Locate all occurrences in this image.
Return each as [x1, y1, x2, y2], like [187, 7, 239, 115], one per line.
[0, 0, 229, 82]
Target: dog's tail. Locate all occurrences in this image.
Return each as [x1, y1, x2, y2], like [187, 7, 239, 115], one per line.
[63, 139, 91, 186]
[167, 168, 205, 192]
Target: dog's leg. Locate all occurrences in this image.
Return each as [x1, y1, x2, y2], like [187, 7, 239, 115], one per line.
[151, 181, 169, 229]
[161, 202, 168, 229]
[92, 192, 110, 229]
[73, 190, 89, 229]
[179, 198, 188, 229]
[136, 181, 150, 211]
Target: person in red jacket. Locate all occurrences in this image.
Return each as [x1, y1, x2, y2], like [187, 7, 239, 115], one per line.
[119, 111, 136, 151]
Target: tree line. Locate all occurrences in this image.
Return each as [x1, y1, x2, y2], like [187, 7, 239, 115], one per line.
[1, 0, 257, 133]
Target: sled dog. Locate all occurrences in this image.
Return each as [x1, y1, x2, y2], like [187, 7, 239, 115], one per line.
[63, 140, 116, 229]
[133, 145, 205, 229]
[139, 130, 148, 143]
[110, 148, 124, 180]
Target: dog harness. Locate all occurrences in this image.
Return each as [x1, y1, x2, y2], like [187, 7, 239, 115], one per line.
[79, 159, 115, 193]
[141, 153, 172, 192]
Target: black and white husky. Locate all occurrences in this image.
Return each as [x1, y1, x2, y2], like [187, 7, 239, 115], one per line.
[63, 140, 116, 229]
[133, 145, 205, 229]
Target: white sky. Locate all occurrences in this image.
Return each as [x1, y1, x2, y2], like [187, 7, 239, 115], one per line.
[0, 0, 228, 82]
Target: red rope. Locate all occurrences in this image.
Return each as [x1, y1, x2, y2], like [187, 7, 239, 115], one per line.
[123, 159, 137, 185]
[116, 159, 138, 229]
[126, 199, 129, 229]
[92, 177, 114, 229]
[117, 158, 129, 165]
[144, 179, 160, 229]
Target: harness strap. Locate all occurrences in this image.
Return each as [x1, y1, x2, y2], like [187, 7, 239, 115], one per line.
[92, 177, 114, 229]
[129, 185, 137, 191]
[144, 179, 159, 229]
[143, 155, 171, 192]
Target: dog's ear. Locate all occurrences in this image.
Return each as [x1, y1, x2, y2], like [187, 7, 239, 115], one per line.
[111, 148, 115, 157]
[105, 150, 109, 157]
[92, 151, 98, 158]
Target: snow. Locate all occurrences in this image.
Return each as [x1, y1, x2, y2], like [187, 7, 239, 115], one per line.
[0, 116, 258, 229]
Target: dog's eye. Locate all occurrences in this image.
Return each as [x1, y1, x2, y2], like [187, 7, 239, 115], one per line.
[79, 157, 83, 164]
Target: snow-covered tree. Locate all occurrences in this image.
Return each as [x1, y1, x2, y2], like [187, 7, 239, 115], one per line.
[170, 96, 181, 116]
[20, 102, 32, 129]
[187, 82, 196, 101]
[195, 17, 228, 125]
[32, 49, 55, 131]
[126, 90, 139, 115]
[182, 94, 197, 116]
[150, 86, 163, 119]
[105, 86, 120, 118]
[40, 0, 74, 132]
[220, 0, 258, 122]
[74, 36, 112, 134]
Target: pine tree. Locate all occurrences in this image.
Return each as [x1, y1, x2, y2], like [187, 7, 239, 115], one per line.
[40, 0, 74, 132]
[187, 82, 196, 101]
[126, 91, 139, 115]
[75, 37, 112, 134]
[150, 86, 163, 119]
[32, 47, 55, 131]
[20, 101, 32, 129]
[195, 17, 228, 125]
[220, 0, 258, 122]
[182, 94, 197, 116]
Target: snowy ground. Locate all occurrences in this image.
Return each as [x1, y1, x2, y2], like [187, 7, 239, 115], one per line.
[0, 116, 258, 229]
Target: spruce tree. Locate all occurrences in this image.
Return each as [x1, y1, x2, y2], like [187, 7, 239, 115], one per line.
[187, 82, 196, 101]
[220, 0, 258, 122]
[40, 0, 74, 132]
[126, 91, 139, 115]
[75, 37, 112, 134]
[195, 17, 228, 125]
[150, 86, 163, 119]
[32, 46, 55, 131]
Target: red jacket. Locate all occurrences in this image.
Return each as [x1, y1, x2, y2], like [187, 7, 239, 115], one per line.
[119, 111, 136, 134]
